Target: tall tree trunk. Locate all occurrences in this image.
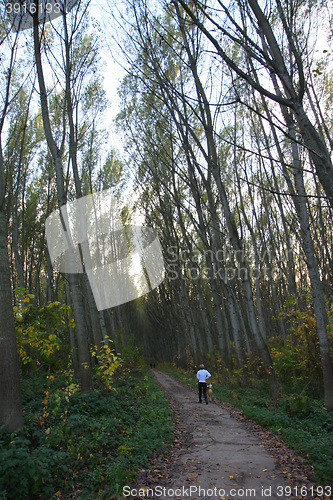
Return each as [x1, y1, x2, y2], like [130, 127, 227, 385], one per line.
[66, 273, 92, 390]
[265, 60, 333, 408]
[33, 13, 92, 390]
[0, 27, 23, 431]
[288, 118, 333, 410]
[0, 209, 24, 430]
[65, 279, 80, 379]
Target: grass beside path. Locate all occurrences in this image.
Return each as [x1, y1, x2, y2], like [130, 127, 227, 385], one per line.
[161, 365, 333, 484]
[0, 367, 174, 499]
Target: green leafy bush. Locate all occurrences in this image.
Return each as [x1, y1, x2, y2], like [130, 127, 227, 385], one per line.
[14, 288, 72, 372]
[269, 297, 331, 396]
[0, 436, 67, 499]
[0, 368, 173, 499]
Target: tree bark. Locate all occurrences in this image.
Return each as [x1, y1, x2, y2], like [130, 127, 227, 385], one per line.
[288, 118, 333, 410]
[0, 209, 24, 430]
[33, 13, 92, 390]
[0, 27, 24, 431]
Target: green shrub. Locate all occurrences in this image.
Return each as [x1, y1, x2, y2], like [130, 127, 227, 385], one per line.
[0, 368, 173, 499]
[0, 435, 68, 499]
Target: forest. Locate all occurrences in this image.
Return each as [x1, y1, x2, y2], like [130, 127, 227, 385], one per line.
[1, 0, 333, 497]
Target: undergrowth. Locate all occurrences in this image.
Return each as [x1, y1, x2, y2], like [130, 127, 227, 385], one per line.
[162, 364, 333, 483]
[0, 368, 173, 499]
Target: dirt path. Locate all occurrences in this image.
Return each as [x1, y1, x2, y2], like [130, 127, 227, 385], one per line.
[126, 370, 317, 500]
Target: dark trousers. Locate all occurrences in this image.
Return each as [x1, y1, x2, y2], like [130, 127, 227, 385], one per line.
[198, 382, 207, 402]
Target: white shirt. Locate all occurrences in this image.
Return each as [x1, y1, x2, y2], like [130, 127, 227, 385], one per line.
[197, 369, 211, 383]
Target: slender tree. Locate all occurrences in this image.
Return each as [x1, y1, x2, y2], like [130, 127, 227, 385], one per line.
[0, 16, 23, 431]
[32, 8, 95, 390]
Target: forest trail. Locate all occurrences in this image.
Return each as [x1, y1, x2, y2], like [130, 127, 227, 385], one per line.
[129, 370, 310, 500]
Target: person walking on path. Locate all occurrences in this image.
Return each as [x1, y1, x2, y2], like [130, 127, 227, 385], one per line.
[197, 364, 211, 404]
